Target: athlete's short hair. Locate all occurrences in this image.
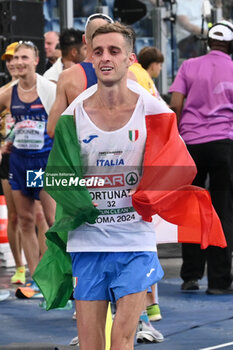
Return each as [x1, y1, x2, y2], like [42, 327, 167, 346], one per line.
[14, 41, 39, 58]
[92, 22, 135, 52]
[59, 28, 84, 56]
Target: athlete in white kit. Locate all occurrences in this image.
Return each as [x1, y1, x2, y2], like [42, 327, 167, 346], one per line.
[66, 23, 166, 350]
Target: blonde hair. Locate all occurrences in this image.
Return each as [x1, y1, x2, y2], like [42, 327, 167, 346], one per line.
[15, 41, 39, 58]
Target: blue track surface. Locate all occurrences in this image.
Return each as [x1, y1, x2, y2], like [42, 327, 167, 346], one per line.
[1, 274, 233, 349]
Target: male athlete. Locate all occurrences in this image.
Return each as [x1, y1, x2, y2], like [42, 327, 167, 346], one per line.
[47, 13, 113, 137]
[0, 42, 56, 291]
[35, 21, 226, 349]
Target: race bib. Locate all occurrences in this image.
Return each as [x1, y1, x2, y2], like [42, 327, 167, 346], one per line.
[13, 120, 45, 150]
[88, 171, 141, 225]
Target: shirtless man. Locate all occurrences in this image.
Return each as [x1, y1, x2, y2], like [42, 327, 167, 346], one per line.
[47, 13, 113, 137]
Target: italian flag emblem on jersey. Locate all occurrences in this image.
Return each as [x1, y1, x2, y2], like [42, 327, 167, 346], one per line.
[73, 277, 78, 288]
[129, 130, 139, 141]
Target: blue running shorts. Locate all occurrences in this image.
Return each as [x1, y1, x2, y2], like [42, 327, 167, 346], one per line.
[70, 251, 164, 302]
[9, 150, 49, 200]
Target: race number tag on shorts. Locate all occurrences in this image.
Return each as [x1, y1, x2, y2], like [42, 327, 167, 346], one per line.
[14, 120, 45, 150]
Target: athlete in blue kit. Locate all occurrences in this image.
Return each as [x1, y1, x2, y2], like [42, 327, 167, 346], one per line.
[0, 41, 56, 289]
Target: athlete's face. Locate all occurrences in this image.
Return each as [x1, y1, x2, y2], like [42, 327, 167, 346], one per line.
[91, 32, 135, 85]
[14, 47, 38, 77]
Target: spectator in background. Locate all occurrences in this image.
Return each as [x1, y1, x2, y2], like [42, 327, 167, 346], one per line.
[176, 0, 209, 59]
[138, 46, 164, 101]
[44, 28, 86, 83]
[128, 59, 158, 97]
[129, 46, 166, 104]
[138, 46, 164, 80]
[169, 21, 233, 294]
[53, 43, 61, 61]
[221, 0, 233, 20]
[44, 31, 60, 71]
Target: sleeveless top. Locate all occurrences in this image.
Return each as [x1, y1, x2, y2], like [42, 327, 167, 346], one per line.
[79, 62, 97, 89]
[10, 85, 53, 156]
[67, 96, 156, 252]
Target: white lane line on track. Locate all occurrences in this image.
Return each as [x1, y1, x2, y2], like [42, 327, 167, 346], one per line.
[200, 342, 233, 350]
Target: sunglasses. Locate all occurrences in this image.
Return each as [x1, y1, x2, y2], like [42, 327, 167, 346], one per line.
[18, 40, 36, 48]
[85, 13, 113, 32]
[16, 41, 39, 55]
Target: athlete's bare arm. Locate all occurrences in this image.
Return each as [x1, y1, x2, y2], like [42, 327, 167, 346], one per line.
[47, 64, 87, 138]
[47, 73, 68, 138]
[0, 87, 12, 113]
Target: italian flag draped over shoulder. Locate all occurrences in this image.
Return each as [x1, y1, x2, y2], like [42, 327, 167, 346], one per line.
[33, 81, 226, 310]
[132, 111, 225, 249]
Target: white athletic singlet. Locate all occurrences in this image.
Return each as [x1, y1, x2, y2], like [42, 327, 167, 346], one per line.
[67, 96, 156, 252]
